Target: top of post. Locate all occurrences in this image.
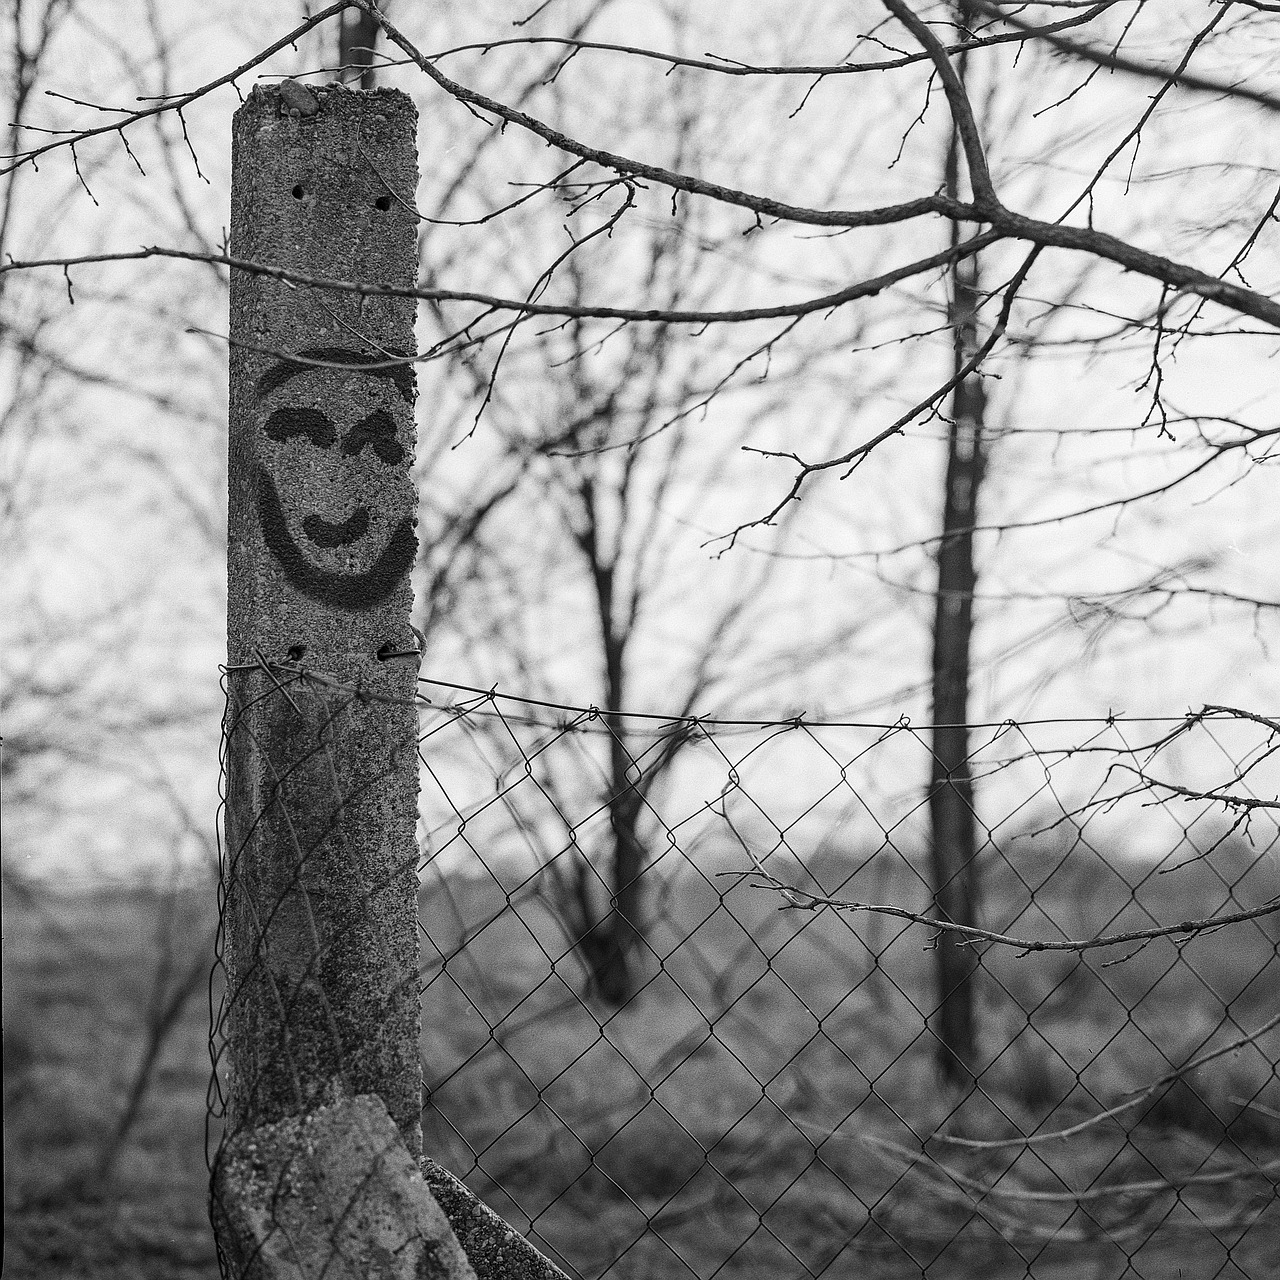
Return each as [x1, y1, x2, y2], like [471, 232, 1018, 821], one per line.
[227, 80, 421, 667]
[231, 81, 419, 292]
[237, 78, 418, 125]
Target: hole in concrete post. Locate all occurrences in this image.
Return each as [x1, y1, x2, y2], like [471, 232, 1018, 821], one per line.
[374, 195, 392, 212]
[291, 183, 306, 199]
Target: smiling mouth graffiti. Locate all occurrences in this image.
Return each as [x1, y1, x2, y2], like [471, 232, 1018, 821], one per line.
[254, 347, 416, 611]
[257, 466, 415, 610]
[303, 507, 370, 548]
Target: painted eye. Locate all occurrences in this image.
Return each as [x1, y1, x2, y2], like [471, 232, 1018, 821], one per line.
[265, 407, 336, 449]
[342, 409, 404, 465]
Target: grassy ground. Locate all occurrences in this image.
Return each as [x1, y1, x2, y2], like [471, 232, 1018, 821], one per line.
[4, 838, 1279, 1278]
[3, 881, 220, 1279]
[419, 836, 1280, 1278]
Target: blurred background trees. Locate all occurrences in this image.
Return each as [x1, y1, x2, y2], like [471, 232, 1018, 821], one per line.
[3, 0, 1278, 1108]
[4, 5, 1279, 1275]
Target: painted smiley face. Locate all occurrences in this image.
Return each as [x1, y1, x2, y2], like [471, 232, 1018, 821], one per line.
[254, 347, 416, 610]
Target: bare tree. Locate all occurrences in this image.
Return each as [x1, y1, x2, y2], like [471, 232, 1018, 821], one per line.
[414, 72, 872, 1000]
[927, 0, 986, 1087]
[3, 0, 1275, 1007]
[0, 0, 1274, 1073]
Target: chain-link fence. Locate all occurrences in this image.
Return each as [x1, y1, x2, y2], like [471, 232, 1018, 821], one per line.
[211, 661, 1280, 1279]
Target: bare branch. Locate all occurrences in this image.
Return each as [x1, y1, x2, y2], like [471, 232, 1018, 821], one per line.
[738, 863, 1280, 953]
[353, 0, 980, 232]
[0, 3, 351, 177]
[0, 234, 1004, 323]
[972, 0, 1280, 114]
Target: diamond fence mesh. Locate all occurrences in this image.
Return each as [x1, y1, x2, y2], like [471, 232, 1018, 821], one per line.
[211, 660, 1280, 1279]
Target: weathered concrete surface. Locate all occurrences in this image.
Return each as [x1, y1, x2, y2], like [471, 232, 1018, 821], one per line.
[222, 83, 423, 1158]
[214, 1094, 477, 1280]
[228, 81, 421, 659]
[420, 1158, 570, 1280]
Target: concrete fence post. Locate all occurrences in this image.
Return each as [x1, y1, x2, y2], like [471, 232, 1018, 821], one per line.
[215, 79, 442, 1277]
[215, 78, 568, 1280]
[223, 75, 421, 1154]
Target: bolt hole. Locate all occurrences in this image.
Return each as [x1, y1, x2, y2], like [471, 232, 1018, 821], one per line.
[374, 195, 392, 212]
[291, 184, 305, 199]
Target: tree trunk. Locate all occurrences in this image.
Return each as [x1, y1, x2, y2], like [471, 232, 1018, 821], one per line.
[928, 4, 984, 1088]
[594, 714, 646, 1003]
[571, 533, 646, 1006]
[339, 6, 383, 90]
[579, 619, 646, 1005]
